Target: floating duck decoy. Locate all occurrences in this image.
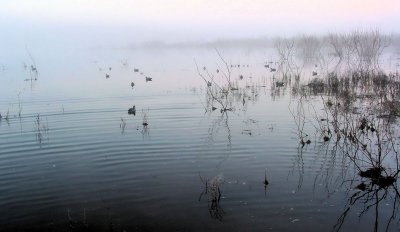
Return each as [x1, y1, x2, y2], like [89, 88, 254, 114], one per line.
[131, 82, 135, 88]
[134, 68, 139, 72]
[109, 67, 112, 71]
[145, 77, 152, 82]
[270, 68, 276, 72]
[128, 105, 136, 115]
[312, 71, 317, 76]
[106, 74, 110, 79]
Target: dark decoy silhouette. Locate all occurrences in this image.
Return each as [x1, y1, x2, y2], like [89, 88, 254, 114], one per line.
[128, 105, 136, 115]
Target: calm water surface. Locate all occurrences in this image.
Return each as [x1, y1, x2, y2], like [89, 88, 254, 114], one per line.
[0, 46, 399, 231]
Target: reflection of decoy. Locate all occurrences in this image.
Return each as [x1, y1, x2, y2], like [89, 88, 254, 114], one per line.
[264, 169, 269, 186]
[128, 105, 136, 115]
[106, 74, 110, 79]
[131, 82, 135, 88]
[145, 77, 152, 82]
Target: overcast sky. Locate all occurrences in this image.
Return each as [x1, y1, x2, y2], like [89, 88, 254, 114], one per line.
[1, 0, 399, 43]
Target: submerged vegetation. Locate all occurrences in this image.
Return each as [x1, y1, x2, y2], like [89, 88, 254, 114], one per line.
[193, 29, 400, 230]
[280, 30, 400, 231]
[199, 173, 225, 221]
[297, 71, 400, 231]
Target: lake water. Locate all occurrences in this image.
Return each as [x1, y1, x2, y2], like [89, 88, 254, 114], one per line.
[1, 44, 400, 231]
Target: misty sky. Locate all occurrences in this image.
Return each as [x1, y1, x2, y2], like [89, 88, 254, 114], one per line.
[1, 0, 400, 45]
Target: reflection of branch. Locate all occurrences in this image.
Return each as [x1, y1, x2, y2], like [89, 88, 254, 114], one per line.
[293, 66, 400, 231]
[334, 181, 400, 232]
[206, 112, 232, 155]
[34, 114, 49, 146]
[289, 96, 310, 147]
[333, 206, 350, 232]
[198, 173, 225, 221]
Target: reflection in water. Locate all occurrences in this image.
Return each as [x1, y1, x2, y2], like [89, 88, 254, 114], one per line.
[270, 30, 400, 231]
[205, 112, 232, 150]
[119, 117, 126, 134]
[34, 114, 49, 146]
[199, 173, 225, 221]
[291, 71, 400, 230]
[333, 170, 400, 232]
[141, 110, 150, 138]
